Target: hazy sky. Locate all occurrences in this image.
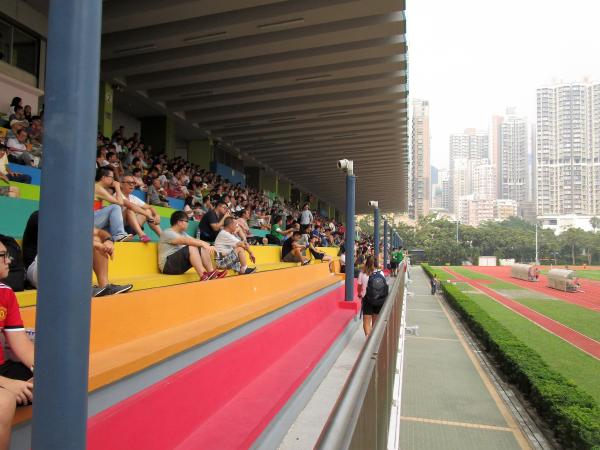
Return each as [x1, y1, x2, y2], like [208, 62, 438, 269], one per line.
[407, 0, 600, 170]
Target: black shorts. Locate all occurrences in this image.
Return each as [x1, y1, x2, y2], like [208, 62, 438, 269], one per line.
[0, 360, 33, 381]
[162, 246, 192, 275]
[390, 261, 398, 269]
[361, 299, 383, 316]
[310, 249, 324, 260]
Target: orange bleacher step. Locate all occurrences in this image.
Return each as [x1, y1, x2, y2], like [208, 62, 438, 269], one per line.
[18, 263, 341, 399]
[14, 260, 320, 308]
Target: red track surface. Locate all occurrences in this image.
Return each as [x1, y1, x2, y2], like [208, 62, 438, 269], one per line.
[444, 268, 600, 360]
[461, 266, 600, 312]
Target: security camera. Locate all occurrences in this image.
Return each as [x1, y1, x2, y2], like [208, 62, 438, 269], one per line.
[337, 159, 354, 174]
[369, 200, 379, 208]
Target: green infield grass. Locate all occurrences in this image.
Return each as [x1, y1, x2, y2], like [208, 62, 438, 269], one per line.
[455, 286, 600, 404]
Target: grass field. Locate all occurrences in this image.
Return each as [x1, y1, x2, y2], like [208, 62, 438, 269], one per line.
[454, 287, 600, 403]
[433, 265, 600, 403]
[444, 267, 600, 342]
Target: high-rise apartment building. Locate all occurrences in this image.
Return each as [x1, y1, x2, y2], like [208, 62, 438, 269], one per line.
[472, 162, 496, 200]
[500, 109, 528, 203]
[448, 129, 489, 212]
[536, 81, 600, 215]
[410, 99, 431, 219]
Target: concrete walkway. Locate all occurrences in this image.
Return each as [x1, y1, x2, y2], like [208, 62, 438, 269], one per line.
[400, 267, 531, 450]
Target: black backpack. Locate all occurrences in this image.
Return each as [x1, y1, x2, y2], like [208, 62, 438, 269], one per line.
[365, 271, 388, 306]
[0, 234, 25, 291]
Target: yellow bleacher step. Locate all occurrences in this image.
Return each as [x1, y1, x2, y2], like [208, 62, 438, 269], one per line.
[15, 260, 335, 308]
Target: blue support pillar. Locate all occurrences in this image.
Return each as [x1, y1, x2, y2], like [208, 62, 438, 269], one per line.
[345, 174, 356, 301]
[390, 225, 394, 252]
[383, 220, 389, 271]
[373, 207, 380, 266]
[31, 1, 103, 449]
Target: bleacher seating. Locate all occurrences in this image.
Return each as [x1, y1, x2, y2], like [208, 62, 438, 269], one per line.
[13, 243, 339, 307]
[3, 153, 351, 448]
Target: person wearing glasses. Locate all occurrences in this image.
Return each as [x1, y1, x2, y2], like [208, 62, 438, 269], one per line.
[94, 166, 155, 242]
[118, 173, 162, 243]
[0, 241, 35, 450]
[197, 201, 230, 242]
[94, 166, 133, 242]
[158, 211, 226, 281]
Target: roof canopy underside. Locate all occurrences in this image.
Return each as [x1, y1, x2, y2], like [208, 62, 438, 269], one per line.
[61, 0, 408, 213]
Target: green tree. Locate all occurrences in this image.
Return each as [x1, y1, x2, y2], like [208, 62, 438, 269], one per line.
[590, 216, 600, 234]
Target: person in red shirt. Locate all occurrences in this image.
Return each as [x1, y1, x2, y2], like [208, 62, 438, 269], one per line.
[0, 241, 35, 450]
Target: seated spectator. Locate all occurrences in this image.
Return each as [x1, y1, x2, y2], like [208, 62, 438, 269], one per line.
[214, 217, 256, 275]
[281, 231, 310, 265]
[269, 215, 294, 245]
[131, 167, 146, 191]
[93, 167, 133, 242]
[200, 195, 212, 213]
[106, 151, 123, 180]
[198, 201, 229, 242]
[0, 144, 30, 195]
[147, 177, 169, 207]
[6, 129, 36, 167]
[143, 166, 159, 187]
[26, 118, 43, 155]
[166, 174, 184, 199]
[8, 106, 28, 128]
[23, 105, 32, 123]
[27, 228, 133, 297]
[119, 174, 162, 242]
[158, 211, 225, 281]
[183, 204, 194, 221]
[248, 208, 270, 230]
[192, 207, 204, 222]
[7, 97, 22, 117]
[308, 235, 333, 263]
[0, 240, 35, 448]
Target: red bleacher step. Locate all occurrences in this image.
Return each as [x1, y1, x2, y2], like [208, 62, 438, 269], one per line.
[87, 285, 358, 450]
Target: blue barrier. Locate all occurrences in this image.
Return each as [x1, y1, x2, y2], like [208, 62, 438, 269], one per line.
[131, 189, 146, 202]
[8, 163, 42, 185]
[167, 196, 185, 210]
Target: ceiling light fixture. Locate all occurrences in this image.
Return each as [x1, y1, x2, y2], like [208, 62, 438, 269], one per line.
[295, 74, 332, 82]
[269, 117, 297, 123]
[182, 90, 214, 98]
[184, 31, 227, 43]
[258, 18, 305, 30]
[319, 111, 348, 118]
[114, 44, 156, 55]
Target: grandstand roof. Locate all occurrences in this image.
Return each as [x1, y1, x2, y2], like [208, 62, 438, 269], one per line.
[32, 0, 409, 213]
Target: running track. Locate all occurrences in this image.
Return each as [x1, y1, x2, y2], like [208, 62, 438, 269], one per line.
[461, 266, 600, 312]
[443, 267, 600, 360]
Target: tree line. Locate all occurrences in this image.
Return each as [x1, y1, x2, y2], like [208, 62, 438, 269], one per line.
[357, 215, 600, 266]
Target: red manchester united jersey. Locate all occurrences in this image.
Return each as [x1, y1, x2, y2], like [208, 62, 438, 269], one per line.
[0, 282, 25, 365]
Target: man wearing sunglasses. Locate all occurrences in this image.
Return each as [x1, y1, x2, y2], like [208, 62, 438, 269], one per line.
[0, 241, 35, 450]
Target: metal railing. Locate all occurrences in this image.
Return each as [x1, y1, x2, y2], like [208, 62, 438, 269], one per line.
[315, 268, 406, 450]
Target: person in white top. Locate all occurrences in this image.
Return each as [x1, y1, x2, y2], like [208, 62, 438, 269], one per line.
[214, 217, 256, 275]
[299, 203, 313, 230]
[6, 129, 35, 167]
[119, 174, 162, 242]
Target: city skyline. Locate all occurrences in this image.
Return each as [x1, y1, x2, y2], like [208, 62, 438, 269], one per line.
[408, 0, 600, 170]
